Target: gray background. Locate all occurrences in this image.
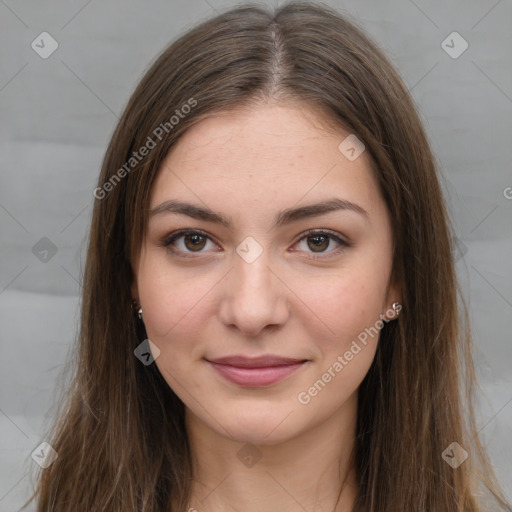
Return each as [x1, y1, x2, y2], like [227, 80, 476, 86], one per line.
[1, 0, 511, 510]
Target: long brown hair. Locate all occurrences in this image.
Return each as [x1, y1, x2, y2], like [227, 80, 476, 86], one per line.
[25, 2, 511, 510]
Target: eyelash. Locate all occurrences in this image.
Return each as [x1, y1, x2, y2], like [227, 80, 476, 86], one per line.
[159, 228, 351, 260]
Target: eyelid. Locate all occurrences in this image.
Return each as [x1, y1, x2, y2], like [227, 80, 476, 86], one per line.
[294, 228, 349, 246]
[291, 228, 351, 259]
[160, 228, 221, 258]
[159, 227, 351, 258]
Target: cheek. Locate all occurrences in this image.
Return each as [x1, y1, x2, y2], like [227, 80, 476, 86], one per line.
[296, 265, 388, 349]
[294, 272, 385, 410]
[138, 267, 214, 390]
[137, 261, 219, 343]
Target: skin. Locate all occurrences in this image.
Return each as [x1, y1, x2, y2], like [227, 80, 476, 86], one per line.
[131, 100, 400, 512]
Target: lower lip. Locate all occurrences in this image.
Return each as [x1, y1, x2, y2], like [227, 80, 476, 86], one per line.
[207, 361, 306, 387]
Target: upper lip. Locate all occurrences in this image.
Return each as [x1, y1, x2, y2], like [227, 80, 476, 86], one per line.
[206, 355, 308, 368]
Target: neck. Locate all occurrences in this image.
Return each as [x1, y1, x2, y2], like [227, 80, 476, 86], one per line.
[184, 392, 359, 512]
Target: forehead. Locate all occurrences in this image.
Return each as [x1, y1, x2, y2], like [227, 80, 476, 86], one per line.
[149, 102, 382, 219]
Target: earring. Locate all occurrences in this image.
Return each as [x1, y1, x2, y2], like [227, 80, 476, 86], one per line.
[383, 302, 402, 323]
[132, 300, 143, 320]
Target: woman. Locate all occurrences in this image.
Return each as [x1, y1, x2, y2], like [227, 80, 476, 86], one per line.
[26, 2, 511, 511]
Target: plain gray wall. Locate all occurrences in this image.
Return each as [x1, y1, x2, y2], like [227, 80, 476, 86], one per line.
[1, 0, 511, 510]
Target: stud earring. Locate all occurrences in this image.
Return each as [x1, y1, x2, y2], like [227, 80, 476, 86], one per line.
[383, 302, 402, 323]
[132, 300, 143, 321]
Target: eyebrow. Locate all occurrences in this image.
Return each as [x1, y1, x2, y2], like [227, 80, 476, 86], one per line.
[148, 198, 369, 228]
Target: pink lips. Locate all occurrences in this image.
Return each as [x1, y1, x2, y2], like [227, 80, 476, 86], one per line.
[206, 355, 308, 387]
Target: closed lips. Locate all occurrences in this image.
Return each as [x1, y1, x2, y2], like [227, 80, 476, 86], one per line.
[205, 356, 309, 387]
[206, 356, 308, 368]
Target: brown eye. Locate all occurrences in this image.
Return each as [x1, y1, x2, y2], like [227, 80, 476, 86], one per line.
[162, 229, 217, 257]
[183, 233, 207, 251]
[293, 229, 350, 259]
[307, 234, 330, 252]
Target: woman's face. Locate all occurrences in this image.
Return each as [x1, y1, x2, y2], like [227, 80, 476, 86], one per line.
[132, 101, 399, 444]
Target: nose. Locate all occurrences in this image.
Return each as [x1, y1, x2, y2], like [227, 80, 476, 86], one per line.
[218, 248, 290, 337]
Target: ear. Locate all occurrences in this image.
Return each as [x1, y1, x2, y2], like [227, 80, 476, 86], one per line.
[383, 277, 402, 321]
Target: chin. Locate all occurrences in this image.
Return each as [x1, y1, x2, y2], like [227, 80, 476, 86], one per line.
[211, 408, 303, 446]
